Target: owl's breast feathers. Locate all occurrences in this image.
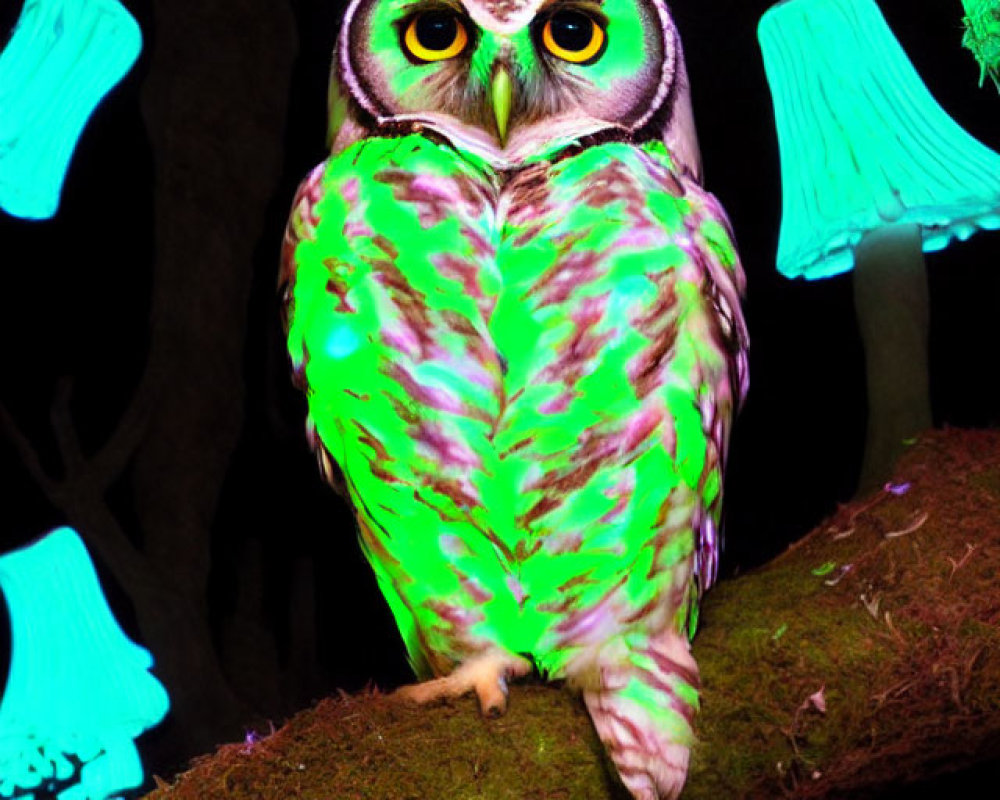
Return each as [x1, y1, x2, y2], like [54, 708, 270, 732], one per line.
[281, 134, 747, 677]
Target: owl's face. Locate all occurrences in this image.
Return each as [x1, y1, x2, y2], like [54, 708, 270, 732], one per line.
[335, 0, 698, 167]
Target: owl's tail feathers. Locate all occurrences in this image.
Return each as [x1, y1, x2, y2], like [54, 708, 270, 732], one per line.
[392, 648, 532, 718]
[581, 632, 699, 800]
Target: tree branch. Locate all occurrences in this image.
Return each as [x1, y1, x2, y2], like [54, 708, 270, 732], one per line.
[142, 428, 1000, 799]
[0, 401, 57, 498]
[88, 365, 160, 492]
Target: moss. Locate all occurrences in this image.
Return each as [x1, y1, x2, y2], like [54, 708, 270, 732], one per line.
[145, 685, 634, 800]
[969, 470, 1000, 499]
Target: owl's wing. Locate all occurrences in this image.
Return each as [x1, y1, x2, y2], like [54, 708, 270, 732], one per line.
[664, 169, 749, 596]
[280, 135, 524, 678]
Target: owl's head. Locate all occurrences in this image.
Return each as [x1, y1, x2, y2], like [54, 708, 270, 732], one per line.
[332, 0, 701, 174]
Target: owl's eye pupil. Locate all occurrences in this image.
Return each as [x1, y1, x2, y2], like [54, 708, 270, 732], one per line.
[415, 12, 457, 51]
[549, 11, 592, 52]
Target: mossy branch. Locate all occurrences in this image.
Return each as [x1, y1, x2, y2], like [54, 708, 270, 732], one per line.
[145, 428, 1000, 799]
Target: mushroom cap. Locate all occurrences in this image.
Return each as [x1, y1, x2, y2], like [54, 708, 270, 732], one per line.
[0, 527, 169, 793]
[0, 0, 142, 220]
[961, 0, 1000, 89]
[759, 0, 1000, 280]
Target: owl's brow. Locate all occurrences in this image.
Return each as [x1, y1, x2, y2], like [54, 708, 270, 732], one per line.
[394, 0, 469, 18]
[535, 0, 606, 14]
[531, 0, 609, 32]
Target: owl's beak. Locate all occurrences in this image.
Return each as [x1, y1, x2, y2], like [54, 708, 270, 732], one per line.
[491, 65, 513, 146]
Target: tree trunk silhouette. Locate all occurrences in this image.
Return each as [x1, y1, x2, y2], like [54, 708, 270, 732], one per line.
[2, 0, 298, 769]
[134, 0, 296, 760]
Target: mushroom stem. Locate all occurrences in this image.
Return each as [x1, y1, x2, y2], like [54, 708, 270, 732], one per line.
[852, 222, 932, 492]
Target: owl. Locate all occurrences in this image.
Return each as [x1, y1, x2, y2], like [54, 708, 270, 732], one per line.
[280, 0, 748, 797]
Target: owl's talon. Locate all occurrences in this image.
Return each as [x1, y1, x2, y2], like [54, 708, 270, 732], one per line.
[474, 677, 507, 717]
[391, 650, 531, 718]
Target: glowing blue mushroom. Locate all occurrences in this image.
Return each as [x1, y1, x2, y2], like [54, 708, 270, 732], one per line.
[0, 0, 142, 220]
[0, 527, 169, 798]
[759, 0, 1000, 489]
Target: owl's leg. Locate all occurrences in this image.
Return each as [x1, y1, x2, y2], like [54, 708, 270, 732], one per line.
[579, 632, 699, 800]
[392, 649, 532, 717]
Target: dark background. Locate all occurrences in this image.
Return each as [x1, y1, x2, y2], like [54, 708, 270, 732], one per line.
[1, 0, 998, 792]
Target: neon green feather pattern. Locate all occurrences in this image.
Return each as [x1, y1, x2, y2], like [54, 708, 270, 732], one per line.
[282, 133, 747, 745]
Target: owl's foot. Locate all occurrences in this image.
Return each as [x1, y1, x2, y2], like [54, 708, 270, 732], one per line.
[392, 650, 532, 718]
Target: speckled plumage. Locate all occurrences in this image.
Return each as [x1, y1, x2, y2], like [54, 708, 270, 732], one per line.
[282, 1, 747, 797]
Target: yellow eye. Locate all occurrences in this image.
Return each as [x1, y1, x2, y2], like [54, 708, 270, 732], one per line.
[404, 11, 469, 62]
[542, 10, 605, 64]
